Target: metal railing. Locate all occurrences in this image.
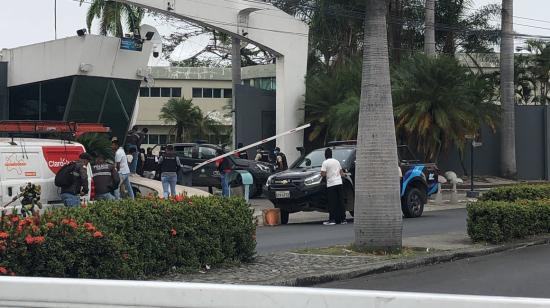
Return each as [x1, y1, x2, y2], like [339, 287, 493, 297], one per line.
[0, 277, 550, 308]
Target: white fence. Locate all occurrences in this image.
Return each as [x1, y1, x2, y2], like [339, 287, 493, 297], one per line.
[0, 277, 549, 308]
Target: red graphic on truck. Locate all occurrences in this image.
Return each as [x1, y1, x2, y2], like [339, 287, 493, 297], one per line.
[4, 153, 27, 175]
[42, 146, 85, 174]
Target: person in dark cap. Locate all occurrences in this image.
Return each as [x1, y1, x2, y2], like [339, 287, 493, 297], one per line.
[59, 152, 92, 207]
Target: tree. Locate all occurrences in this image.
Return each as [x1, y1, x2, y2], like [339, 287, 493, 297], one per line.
[392, 54, 501, 162]
[79, 0, 144, 37]
[424, 0, 436, 56]
[159, 98, 203, 142]
[354, 0, 402, 252]
[500, 0, 517, 178]
[76, 133, 114, 161]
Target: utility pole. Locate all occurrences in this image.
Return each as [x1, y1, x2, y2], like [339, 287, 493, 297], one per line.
[54, 0, 57, 40]
[231, 36, 242, 149]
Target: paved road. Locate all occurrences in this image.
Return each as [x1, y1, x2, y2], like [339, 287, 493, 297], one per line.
[256, 208, 466, 254]
[316, 243, 550, 298]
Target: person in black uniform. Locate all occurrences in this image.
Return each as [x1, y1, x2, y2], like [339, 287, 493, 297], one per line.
[142, 148, 158, 179]
[157, 145, 182, 198]
[91, 154, 120, 201]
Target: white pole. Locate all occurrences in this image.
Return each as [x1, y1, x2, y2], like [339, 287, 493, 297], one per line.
[192, 123, 311, 171]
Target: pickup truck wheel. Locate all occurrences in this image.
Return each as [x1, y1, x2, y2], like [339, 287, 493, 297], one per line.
[280, 210, 290, 225]
[402, 188, 425, 218]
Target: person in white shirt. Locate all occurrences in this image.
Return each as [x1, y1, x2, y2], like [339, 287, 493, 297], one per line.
[320, 148, 346, 225]
[111, 139, 135, 200]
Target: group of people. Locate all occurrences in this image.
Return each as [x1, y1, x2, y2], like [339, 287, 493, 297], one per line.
[254, 146, 288, 171]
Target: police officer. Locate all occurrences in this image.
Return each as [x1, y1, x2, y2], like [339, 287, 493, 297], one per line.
[236, 143, 248, 160]
[274, 147, 288, 171]
[142, 148, 158, 179]
[158, 145, 182, 198]
[91, 154, 120, 201]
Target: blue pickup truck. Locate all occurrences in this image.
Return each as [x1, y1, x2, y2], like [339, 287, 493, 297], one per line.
[264, 142, 439, 224]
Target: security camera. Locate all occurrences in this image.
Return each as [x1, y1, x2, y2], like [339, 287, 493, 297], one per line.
[153, 51, 159, 58]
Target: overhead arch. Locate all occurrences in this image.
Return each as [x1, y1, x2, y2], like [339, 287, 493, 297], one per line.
[118, 0, 309, 161]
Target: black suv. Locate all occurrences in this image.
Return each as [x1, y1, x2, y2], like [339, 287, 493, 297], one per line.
[264, 143, 439, 224]
[171, 143, 275, 196]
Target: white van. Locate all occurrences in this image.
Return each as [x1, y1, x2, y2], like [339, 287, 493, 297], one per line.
[0, 138, 92, 210]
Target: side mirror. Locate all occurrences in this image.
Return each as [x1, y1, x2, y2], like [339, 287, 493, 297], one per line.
[305, 158, 312, 167]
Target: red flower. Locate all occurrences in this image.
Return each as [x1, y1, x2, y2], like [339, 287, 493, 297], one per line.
[16, 225, 23, 235]
[0, 267, 7, 275]
[93, 231, 103, 238]
[170, 228, 177, 237]
[46, 222, 55, 229]
[61, 218, 70, 225]
[0, 232, 8, 240]
[32, 225, 39, 233]
[25, 235, 34, 245]
[10, 216, 19, 223]
[33, 236, 45, 245]
[175, 194, 184, 202]
[83, 222, 96, 232]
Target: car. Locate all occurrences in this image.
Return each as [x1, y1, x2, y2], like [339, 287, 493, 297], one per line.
[170, 143, 275, 196]
[264, 142, 439, 224]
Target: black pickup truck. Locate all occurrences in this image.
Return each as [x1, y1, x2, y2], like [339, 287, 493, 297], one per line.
[264, 143, 439, 224]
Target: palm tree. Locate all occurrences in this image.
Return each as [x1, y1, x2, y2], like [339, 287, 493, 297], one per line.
[392, 54, 501, 162]
[500, 0, 516, 178]
[354, 0, 402, 252]
[424, 0, 436, 56]
[159, 98, 204, 142]
[76, 133, 114, 161]
[79, 0, 145, 37]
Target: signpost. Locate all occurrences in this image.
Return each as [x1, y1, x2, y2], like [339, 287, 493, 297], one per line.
[192, 123, 311, 171]
[466, 136, 482, 198]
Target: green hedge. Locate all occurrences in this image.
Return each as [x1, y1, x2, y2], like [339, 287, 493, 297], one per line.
[0, 196, 255, 279]
[467, 199, 550, 244]
[479, 184, 550, 202]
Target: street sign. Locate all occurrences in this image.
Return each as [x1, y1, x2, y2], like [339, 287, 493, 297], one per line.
[192, 123, 311, 171]
[120, 38, 143, 51]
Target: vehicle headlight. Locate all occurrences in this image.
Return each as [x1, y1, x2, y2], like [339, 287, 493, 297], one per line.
[304, 174, 323, 186]
[256, 164, 271, 172]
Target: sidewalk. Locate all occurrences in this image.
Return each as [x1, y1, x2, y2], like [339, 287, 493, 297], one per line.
[160, 231, 550, 286]
[444, 176, 546, 190]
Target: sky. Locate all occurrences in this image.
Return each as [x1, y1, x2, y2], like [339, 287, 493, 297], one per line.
[1, 0, 550, 65]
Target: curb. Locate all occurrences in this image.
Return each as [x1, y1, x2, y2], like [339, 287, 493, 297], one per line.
[266, 237, 550, 287]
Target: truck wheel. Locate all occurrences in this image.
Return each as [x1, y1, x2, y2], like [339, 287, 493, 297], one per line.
[402, 188, 425, 218]
[280, 210, 290, 225]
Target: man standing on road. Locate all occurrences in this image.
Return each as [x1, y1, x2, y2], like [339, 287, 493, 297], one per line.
[91, 154, 120, 201]
[158, 145, 182, 198]
[59, 153, 92, 207]
[112, 139, 135, 200]
[142, 147, 158, 179]
[216, 149, 233, 197]
[321, 148, 346, 225]
[125, 126, 141, 174]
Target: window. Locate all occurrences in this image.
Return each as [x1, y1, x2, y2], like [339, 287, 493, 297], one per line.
[174, 146, 195, 158]
[171, 88, 182, 97]
[223, 88, 232, 98]
[161, 88, 171, 97]
[150, 87, 161, 97]
[213, 88, 222, 98]
[199, 146, 218, 159]
[202, 88, 213, 98]
[192, 88, 202, 98]
[139, 87, 150, 97]
[242, 79, 251, 86]
[148, 135, 160, 145]
[159, 135, 168, 145]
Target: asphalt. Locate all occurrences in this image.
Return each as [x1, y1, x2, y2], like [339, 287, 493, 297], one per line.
[316, 243, 550, 298]
[256, 208, 466, 254]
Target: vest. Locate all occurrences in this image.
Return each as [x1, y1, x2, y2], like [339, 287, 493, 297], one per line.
[143, 154, 157, 171]
[92, 163, 114, 195]
[160, 153, 178, 173]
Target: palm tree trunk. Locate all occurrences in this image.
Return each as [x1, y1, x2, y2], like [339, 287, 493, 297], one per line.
[424, 0, 436, 56]
[176, 124, 184, 143]
[500, 0, 517, 178]
[354, 0, 402, 252]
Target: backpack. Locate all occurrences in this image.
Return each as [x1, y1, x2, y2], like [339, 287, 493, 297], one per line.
[55, 163, 77, 188]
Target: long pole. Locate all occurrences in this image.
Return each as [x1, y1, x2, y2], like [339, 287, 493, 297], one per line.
[54, 0, 57, 40]
[470, 140, 474, 193]
[192, 123, 311, 171]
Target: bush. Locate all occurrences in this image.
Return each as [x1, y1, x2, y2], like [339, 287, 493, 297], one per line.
[479, 184, 550, 202]
[467, 199, 550, 244]
[0, 196, 255, 279]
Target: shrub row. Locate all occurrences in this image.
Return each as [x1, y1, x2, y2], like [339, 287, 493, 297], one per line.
[0, 196, 256, 279]
[467, 199, 550, 244]
[479, 184, 550, 202]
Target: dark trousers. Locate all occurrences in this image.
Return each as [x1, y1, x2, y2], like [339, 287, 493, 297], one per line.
[327, 184, 346, 223]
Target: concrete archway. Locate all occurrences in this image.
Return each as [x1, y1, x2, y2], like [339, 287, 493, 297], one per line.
[118, 0, 309, 162]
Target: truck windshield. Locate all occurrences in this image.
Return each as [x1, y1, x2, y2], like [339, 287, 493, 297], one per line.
[296, 148, 354, 168]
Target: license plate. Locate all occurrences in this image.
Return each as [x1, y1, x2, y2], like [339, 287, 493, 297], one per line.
[275, 191, 291, 199]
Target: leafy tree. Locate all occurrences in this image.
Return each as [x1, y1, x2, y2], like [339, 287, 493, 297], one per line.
[392, 54, 501, 161]
[159, 98, 204, 142]
[79, 0, 144, 37]
[76, 133, 114, 161]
